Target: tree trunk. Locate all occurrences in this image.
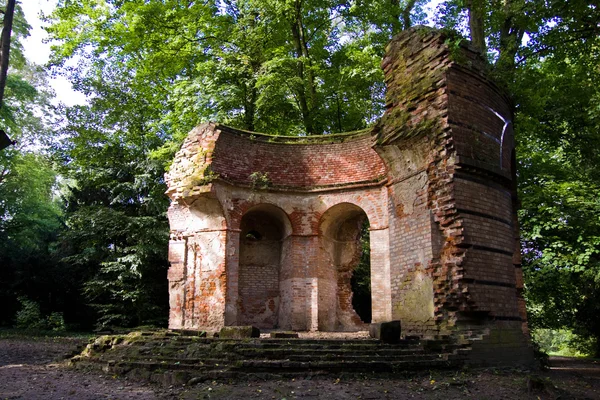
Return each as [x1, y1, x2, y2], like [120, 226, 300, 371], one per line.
[496, 0, 524, 82]
[243, 82, 257, 132]
[389, 0, 402, 36]
[467, 0, 486, 55]
[389, 0, 417, 35]
[298, 13, 317, 121]
[291, 0, 318, 135]
[401, 0, 417, 31]
[290, 22, 312, 134]
[290, 0, 315, 134]
[0, 0, 16, 110]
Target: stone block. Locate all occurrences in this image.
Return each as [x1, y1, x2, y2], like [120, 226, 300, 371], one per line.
[369, 320, 401, 343]
[176, 329, 207, 337]
[219, 325, 260, 339]
[270, 331, 299, 339]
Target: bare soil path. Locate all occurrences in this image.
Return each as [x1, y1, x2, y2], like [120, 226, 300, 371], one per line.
[0, 337, 171, 399]
[0, 336, 598, 400]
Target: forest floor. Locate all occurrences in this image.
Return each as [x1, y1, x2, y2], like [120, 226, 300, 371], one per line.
[0, 335, 598, 400]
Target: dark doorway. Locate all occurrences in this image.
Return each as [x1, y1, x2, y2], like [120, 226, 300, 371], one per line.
[351, 220, 372, 323]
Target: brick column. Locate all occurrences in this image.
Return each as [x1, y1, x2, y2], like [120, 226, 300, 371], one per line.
[167, 239, 186, 329]
[370, 227, 392, 322]
[224, 229, 240, 326]
[279, 235, 319, 330]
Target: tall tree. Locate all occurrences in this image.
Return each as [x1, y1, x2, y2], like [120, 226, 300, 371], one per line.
[0, 2, 66, 326]
[54, 67, 171, 328]
[0, 0, 15, 108]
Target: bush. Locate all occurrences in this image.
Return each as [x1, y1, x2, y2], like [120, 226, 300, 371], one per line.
[15, 297, 66, 332]
[47, 312, 66, 331]
[532, 328, 595, 357]
[15, 297, 46, 330]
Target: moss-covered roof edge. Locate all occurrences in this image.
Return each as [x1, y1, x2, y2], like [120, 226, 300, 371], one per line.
[213, 123, 374, 144]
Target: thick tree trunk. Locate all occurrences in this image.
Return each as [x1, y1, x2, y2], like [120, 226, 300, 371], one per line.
[497, 19, 524, 80]
[467, 0, 486, 55]
[401, 0, 417, 31]
[493, 0, 524, 82]
[0, 0, 16, 110]
[243, 83, 257, 132]
[389, 0, 402, 35]
[298, 15, 317, 119]
[290, 0, 315, 134]
[290, 22, 312, 134]
[389, 0, 416, 35]
[291, 0, 319, 135]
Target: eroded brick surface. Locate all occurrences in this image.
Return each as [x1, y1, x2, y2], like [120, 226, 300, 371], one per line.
[165, 27, 533, 365]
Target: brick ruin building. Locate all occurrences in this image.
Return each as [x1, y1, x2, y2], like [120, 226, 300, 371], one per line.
[165, 27, 532, 362]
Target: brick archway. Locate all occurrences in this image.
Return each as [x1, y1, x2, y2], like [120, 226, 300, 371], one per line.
[318, 203, 370, 331]
[238, 204, 292, 329]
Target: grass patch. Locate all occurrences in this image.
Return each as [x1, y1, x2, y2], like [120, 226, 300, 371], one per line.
[0, 327, 95, 340]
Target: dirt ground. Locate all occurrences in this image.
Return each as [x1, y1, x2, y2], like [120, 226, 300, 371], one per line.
[0, 336, 598, 400]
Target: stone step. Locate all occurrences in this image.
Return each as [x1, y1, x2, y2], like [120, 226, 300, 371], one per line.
[86, 346, 438, 362]
[123, 343, 432, 356]
[127, 337, 425, 348]
[105, 351, 443, 365]
[88, 355, 459, 375]
[73, 332, 468, 385]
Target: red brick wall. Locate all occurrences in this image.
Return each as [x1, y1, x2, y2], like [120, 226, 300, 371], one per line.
[377, 27, 527, 343]
[211, 129, 387, 189]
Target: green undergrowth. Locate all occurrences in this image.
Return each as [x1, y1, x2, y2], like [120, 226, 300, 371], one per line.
[532, 328, 597, 358]
[0, 327, 95, 340]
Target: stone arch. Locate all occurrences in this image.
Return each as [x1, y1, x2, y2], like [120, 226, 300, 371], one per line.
[318, 202, 371, 331]
[238, 204, 292, 329]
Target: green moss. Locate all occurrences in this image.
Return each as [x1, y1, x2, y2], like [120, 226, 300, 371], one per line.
[249, 171, 270, 190]
[181, 149, 219, 192]
[216, 123, 372, 144]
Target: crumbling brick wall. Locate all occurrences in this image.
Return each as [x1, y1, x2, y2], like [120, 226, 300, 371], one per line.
[165, 26, 531, 364]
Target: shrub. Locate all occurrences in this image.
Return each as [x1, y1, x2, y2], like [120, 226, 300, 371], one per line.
[15, 297, 66, 332]
[15, 297, 46, 330]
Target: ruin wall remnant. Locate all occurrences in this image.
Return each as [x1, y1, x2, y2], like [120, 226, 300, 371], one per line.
[165, 27, 532, 365]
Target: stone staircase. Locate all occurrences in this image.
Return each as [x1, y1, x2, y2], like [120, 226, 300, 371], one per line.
[70, 331, 472, 385]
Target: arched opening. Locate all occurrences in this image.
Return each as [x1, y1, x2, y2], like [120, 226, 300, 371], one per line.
[351, 220, 372, 323]
[319, 203, 371, 331]
[238, 204, 291, 329]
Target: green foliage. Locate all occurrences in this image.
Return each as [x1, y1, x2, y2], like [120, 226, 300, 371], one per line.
[249, 171, 270, 190]
[0, 4, 62, 325]
[47, 312, 66, 332]
[55, 100, 170, 329]
[516, 47, 600, 358]
[532, 329, 596, 358]
[14, 297, 66, 332]
[15, 297, 46, 330]
[44, 0, 428, 144]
